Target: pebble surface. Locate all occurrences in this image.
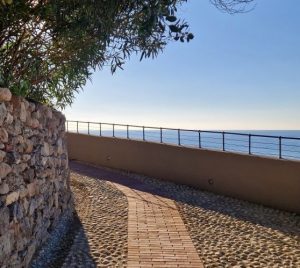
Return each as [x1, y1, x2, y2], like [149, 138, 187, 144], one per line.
[31, 162, 300, 267]
[31, 171, 128, 267]
[134, 174, 300, 268]
[63, 173, 128, 267]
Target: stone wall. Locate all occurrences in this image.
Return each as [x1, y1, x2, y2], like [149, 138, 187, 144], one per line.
[0, 88, 73, 267]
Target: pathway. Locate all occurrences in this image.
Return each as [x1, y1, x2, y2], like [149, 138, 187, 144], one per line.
[113, 183, 203, 267]
[31, 161, 300, 267]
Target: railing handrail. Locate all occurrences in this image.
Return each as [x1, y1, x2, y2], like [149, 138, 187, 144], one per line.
[65, 120, 300, 161]
[66, 120, 300, 141]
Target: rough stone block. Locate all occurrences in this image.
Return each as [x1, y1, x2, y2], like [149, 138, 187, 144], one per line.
[24, 139, 34, 153]
[0, 88, 12, 102]
[13, 203, 23, 223]
[0, 103, 7, 126]
[0, 183, 9, 195]
[54, 192, 59, 208]
[20, 102, 27, 122]
[29, 199, 36, 216]
[6, 191, 20, 205]
[0, 232, 12, 259]
[0, 207, 9, 235]
[30, 118, 39, 129]
[0, 163, 12, 179]
[5, 113, 13, 124]
[12, 163, 27, 174]
[22, 154, 31, 162]
[19, 186, 28, 199]
[0, 150, 6, 161]
[0, 128, 8, 143]
[22, 198, 29, 214]
[27, 181, 38, 197]
[25, 242, 36, 267]
[41, 142, 50, 156]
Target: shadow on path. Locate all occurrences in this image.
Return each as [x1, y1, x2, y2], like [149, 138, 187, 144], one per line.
[70, 160, 300, 237]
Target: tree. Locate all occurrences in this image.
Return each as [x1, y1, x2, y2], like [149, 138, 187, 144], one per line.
[0, 0, 253, 108]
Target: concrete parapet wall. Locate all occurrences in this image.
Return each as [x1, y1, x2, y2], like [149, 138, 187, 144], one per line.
[0, 89, 73, 267]
[67, 133, 300, 213]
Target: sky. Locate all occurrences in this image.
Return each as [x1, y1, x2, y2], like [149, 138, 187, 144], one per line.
[64, 0, 300, 130]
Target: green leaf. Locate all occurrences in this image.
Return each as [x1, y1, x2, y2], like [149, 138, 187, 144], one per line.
[169, 25, 179, 32]
[187, 33, 194, 40]
[166, 16, 177, 22]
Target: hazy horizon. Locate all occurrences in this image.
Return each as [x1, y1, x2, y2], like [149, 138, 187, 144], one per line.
[64, 0, 300, 130]
[66, 120, 300, 133]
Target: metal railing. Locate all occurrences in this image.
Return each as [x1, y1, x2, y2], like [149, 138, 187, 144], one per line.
[66, 120, 300, 161]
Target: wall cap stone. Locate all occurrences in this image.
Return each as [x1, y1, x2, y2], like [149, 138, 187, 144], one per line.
[0, 88, 12, 102]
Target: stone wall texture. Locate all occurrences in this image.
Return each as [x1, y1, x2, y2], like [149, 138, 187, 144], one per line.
[0, 88, 73, 267]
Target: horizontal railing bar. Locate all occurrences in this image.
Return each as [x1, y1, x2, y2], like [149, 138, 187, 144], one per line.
[65, 130, 298, 157]
[66, 120, 300, 142]
[282, 155, 300, 159]
[250, 146, 278, 151]
[224, 143, 249, 148]
[247, 140, 279, 146]
[282, 144, 300, 149]
[281, 148, 300, 153]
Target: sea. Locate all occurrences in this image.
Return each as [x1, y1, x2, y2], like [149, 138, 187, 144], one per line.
[66, 122, 300, 161]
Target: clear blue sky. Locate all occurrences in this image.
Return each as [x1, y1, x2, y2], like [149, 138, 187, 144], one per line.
[64, 0, 300, 130]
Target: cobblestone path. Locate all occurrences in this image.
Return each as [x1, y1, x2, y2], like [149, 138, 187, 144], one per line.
[70, 161, 204, 268]
[134, 172, 300, 268]
[32, 161, 300, 267]
[32, 166, 128, 268]
[64, 173, 128, 267]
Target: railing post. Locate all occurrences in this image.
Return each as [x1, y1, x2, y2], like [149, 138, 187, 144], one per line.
[222, 132, 225, 151]
[113, 124, 115, 137]
[279, 136, 282, 159]
[99, 123, 102, 136]
[143, 126, 145, 141]
[198, 130, 201, 148]
[127, 125, 129, 139]
[249, 134, 251, 155]
[77, 121, 79, 133]
[160, 128, 163, 143]
[87, 122, 90, 135]
[178, 129, 181, 145]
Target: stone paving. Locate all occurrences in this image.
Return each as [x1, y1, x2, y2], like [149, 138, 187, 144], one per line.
[31, 165, 128, 268]
[63, 173, 128, 267]
[31, 161, 300, 267]
[134, 173, 300, 268]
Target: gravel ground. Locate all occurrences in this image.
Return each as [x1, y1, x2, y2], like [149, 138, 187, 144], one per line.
[31, 172, 128, 268]
[63, 173, 128, 267]
[133, 174, 300, 268]
[30, 212, 76, 268]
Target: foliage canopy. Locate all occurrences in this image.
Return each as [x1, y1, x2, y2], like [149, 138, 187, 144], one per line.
[0, 0, 253, 108]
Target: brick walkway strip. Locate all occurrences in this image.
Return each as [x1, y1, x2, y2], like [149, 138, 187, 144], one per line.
[113, 183, 204, 268]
